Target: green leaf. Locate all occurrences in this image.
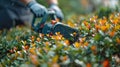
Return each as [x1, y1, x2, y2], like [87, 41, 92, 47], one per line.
[94, 34, 102, 41]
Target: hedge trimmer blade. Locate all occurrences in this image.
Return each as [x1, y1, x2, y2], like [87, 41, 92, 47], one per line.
[53, 22, 79, 42]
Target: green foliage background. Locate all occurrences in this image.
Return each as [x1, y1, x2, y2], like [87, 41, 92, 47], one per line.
[36, 0, 120, 19]
[36, 0, 85, 17]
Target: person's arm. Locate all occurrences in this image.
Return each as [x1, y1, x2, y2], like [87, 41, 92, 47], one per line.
[47, 0, 58, 5]
[47, 0, 64, 21]
[20, 0, 32, 5]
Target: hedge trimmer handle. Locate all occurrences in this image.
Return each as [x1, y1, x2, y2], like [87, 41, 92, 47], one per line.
[32, 10, 57, 32]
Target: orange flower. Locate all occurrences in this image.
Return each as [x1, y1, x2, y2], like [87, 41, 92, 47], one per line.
[73, 32, 77, 36]
[91, 45, 96, 51]
[84, 21, 89, 26]
[24, 45, 29, 50]
[86, 63, 92, 67]
[31, 36, 35, 39]
[102, 59, 110, 67]
[83, 21, 90, 29]
[80, 37, 86, 43]
[116, 38, 120, 44]
[45, 41, 50, 46]
[51, 63, 60, 67]
[84, 42, 89, 47]
[99, 18, 107, 25]
[95, 24, 100, 30]
[86, 24, 91, 30]
[31, 36, 35, 42]
[30, 55, 39, 65]
[61, 55, 68, 62]
[109, 31, 115, 37]
[64, 40, 70, 46]
[83, 21, 91, 29]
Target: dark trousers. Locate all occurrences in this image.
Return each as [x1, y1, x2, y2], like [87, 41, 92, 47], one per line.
[0, 4, 33, 29]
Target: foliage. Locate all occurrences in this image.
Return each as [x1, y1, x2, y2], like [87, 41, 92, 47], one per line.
[0, 12, 120, 67]
[96, 7, 120, 19]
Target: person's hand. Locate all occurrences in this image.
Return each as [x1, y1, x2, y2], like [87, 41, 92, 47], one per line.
[49, 4, 64, 21]
[27, 1, 47, 17]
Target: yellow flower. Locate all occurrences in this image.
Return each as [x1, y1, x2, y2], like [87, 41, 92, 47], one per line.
[67, 20, 75, 27]
[29, 47, 36, 55]
[52, 32, 63, 40]
[90, 16, 98, 22]
[31, 36, 35, 42]
[112, 18, 119, 24]
[114, 25, 120, 31]
[36, 37, 41, 42]
[31, 43, 36, 47]
[74, 42, 81, 48]
[84, 21, 89, 26]
[106, 24, 111, 30]
[52, 55, 59, 63]
[100, 25, 108, 32]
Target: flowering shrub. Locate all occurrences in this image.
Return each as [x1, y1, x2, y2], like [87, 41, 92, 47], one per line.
[0, 13, 120, 67]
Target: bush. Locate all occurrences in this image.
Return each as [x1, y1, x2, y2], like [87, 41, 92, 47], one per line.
[0, 12, 120, 67]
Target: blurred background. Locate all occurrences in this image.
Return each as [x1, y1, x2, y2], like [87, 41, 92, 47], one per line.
[37, 0, 120, 19]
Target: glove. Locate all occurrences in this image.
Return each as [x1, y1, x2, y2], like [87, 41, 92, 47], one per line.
[27, 1, 47, 17]
[49, 4, 64, 21]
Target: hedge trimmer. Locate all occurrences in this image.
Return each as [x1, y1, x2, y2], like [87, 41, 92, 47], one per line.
[32, 10, 79, 44]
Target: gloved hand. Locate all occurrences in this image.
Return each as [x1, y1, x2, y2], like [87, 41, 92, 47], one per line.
[49, 4, 64, 21]
[27, 1, 47, 17]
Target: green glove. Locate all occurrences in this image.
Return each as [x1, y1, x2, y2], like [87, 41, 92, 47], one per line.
[49, 4, 64, 21]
